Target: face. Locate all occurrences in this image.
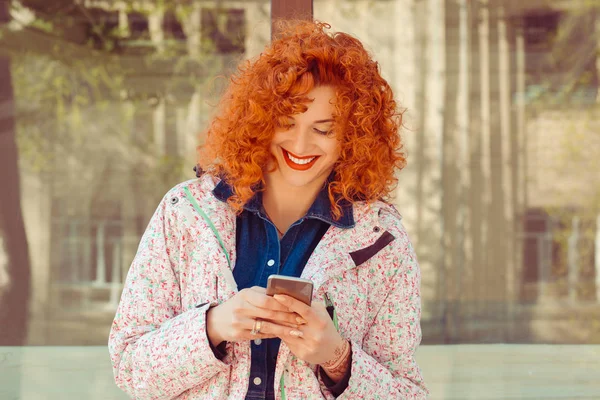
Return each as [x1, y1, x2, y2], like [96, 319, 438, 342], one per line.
[267, 85, 341, 192]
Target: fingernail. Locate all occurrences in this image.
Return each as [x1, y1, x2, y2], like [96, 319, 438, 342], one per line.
[289, 330, 303, 337]
[296, 317, 307, 324]
[274, 295, 288, 304]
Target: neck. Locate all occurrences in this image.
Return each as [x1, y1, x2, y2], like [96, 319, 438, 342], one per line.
[262, 177, 325, 232]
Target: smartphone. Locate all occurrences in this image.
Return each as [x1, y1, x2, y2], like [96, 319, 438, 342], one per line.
[266, 275, 313, 306]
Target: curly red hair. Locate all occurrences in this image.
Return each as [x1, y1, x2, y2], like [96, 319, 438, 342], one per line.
[198, 20, 406, 219]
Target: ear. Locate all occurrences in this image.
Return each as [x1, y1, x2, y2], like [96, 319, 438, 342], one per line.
[193, 164, 204, 177]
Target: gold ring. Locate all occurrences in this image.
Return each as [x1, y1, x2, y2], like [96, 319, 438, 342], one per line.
[251, 319, 263, 335]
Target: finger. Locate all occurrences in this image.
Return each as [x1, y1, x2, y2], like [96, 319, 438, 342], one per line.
[255, 320, 294, 338]
[235, 317, 274, 338]
[249, 286, 266, 294]
[242, 288, 291, 312]
[262, 318, 300, 329]
[273, 295, 315, 321]
[267, 320, 307, 340]
[242, 305, 299, 326]
[288, 329, 304, 338]
[242, 317, 290, 336]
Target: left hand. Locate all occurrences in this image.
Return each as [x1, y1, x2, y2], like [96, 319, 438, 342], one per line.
[272, 294, 345, 366]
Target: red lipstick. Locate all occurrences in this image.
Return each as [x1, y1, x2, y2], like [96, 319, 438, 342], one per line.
[282, 149, 319, 171]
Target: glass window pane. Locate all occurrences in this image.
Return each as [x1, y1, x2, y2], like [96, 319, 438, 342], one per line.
[0, 0, 270, 346]
[315, 0, 600, 345]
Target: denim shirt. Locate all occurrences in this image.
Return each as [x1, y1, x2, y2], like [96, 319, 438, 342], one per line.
[212, 180, 354, 400]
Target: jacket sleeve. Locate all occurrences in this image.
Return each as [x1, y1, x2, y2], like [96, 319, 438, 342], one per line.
[108, 192, 229, 399]
[336, 226, 429, 399]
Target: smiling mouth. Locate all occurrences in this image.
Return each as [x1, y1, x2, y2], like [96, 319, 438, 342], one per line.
[282, 149, 319, 171]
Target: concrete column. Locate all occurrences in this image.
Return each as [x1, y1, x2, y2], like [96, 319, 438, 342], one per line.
[392, 0, 418, 219]
[148, 7, 165, 53]
[94, 222, 106, 286]
[427, 0, 446, 321]
[245, 2, 271, 59]
[181, 3, 202, 59]
[454, 0, 471, 325]
[153, 99, 166, 156]
[120, 100, 138, 282]
[497, 4, 514, 337]
[108, 240, 122, 309]
[148, 6, 166, 156]
[21, 174, 52, 344]
[595, 214, 600, 302]
[476, 0, 491, 314]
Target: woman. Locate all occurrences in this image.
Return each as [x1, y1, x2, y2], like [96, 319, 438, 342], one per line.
[109, 20, 428, 399]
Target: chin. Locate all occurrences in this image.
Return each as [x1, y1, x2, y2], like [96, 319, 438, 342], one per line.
[278, 169, 330, 190]
[280, 175, 318, 189]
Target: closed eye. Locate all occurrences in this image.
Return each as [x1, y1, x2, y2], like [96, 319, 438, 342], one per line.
[313, 127, 333, 136]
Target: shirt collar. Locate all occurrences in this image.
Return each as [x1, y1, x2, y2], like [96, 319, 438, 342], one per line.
[212, 177, 354, 229]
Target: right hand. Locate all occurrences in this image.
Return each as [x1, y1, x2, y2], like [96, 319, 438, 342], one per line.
[206, 286, 302, 346]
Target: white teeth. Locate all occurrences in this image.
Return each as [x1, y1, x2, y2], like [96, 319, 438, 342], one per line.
[287, 152, 316, 165]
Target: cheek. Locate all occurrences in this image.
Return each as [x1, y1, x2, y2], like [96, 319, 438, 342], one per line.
[270, 134, 284, 151]
[327, 141, 341, 161]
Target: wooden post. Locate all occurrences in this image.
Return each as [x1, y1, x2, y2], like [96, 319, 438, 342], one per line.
[271, 0, 313, 38]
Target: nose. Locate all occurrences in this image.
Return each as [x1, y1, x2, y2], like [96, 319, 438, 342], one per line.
[287, 126, 311, 155]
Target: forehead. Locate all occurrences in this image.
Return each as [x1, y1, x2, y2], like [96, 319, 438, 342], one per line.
[306, 85, 336, 102]
[293, 86, 336, 119]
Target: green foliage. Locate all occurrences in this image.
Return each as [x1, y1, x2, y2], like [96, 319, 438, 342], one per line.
[534, 6, 600, 230]
[3, 1, 236, 166]
[528, 5, 600, 108]
[1, 0, 251, 222]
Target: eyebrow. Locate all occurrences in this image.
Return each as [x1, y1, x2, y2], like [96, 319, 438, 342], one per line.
[313, 119, 334, 124]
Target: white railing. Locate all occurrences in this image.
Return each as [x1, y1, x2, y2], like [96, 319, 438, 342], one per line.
[52, 219, 128, 311]
[520, 213, 600, 304]
[568, 216, 580, 303]
[51, 213, 600, 312]
[518, 230, 553, 299]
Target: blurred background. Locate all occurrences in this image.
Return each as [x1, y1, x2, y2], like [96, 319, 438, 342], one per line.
[0, 0, 599, 347]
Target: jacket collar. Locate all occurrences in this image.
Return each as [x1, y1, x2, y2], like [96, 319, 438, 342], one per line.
[189, 174, 394, 288]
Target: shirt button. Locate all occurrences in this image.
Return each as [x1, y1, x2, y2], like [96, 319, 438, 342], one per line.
[254, 338, 262, 345]
[267, 259, 275, 267]
[253, 377, 262, 385]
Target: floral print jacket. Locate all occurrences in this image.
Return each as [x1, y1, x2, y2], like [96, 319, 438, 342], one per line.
[108, 174, 428, 399]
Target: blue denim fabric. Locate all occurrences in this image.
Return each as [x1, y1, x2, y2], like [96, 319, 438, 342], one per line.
[213, 180, 353, 400]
